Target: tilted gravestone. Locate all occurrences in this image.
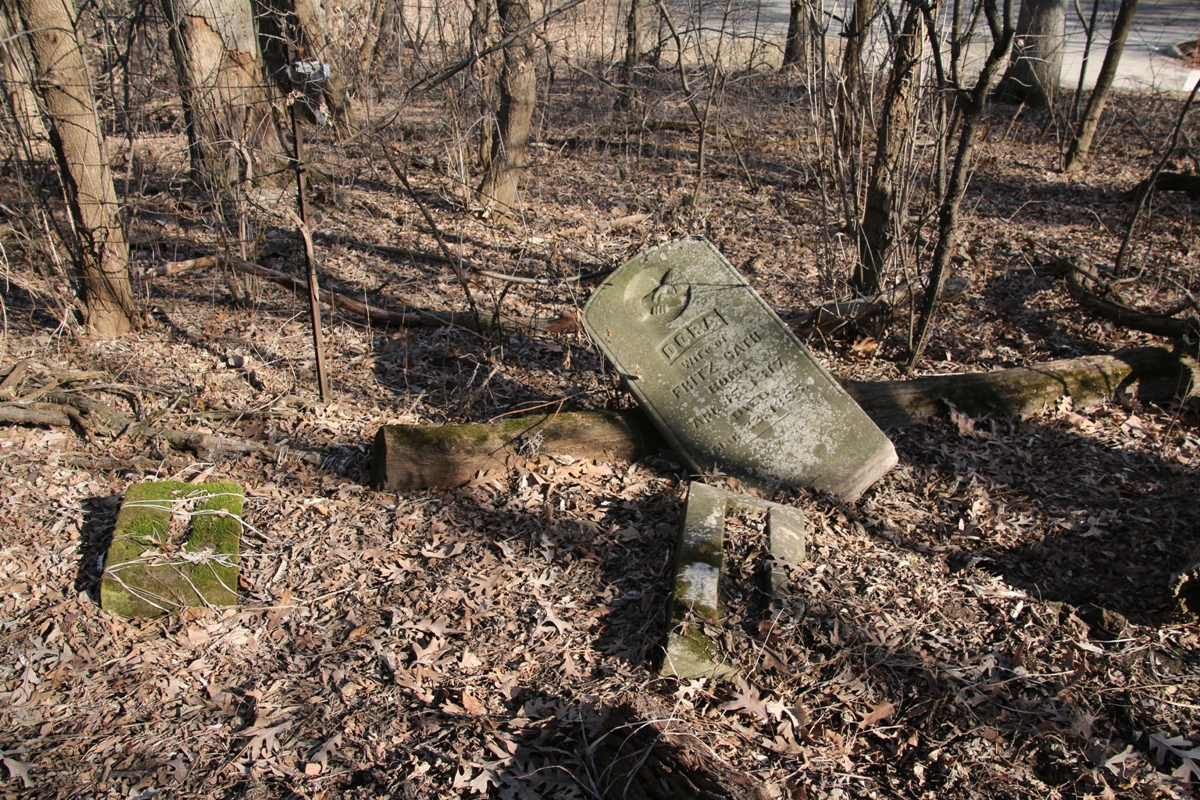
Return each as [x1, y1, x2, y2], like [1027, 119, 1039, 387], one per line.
[101, 481, 243, 618]
[582, 237, 896, 501]
[662, 482, 806, 679]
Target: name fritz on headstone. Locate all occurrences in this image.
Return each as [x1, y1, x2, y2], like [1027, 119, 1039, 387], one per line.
[582, 238, 896, 501]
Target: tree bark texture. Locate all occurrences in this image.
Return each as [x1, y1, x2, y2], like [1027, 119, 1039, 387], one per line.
[471, 0, 498, 168]
[836, 0, 875, 154]
[293, 0, 350, 120]
[161, 0, 278, 187]
[615, 0, 641, 109]
[781, 0, 808, 68]
[478, 0, 536, 214]
[0, 0, 46, 146]
[856, 3, 923, 295]
[373, 346, 1196, 491]
[355, 0, 398, 88]
[1064, 0, 1139, 173]
[373, 410, 665, 490]
[16, 0, 137, 337]
[997, 0, 1067, 108]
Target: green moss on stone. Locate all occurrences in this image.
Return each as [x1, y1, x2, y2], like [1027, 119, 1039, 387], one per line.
[389, 423, 491, 450]
[676, 625, 717, 660]
[662, 626, 737, 680]
[498, 417, 538, 436]
[100, 481, 244, 618]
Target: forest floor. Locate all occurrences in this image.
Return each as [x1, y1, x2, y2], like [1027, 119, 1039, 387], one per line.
[2, 66, 1200, 800]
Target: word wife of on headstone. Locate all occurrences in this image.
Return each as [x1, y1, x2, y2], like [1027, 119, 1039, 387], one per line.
[582, 238, 896, 501]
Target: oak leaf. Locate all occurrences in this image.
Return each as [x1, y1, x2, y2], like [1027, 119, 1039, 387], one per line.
[857, 701, 896, 728]
[462, 689, 486, 716]
[244, 721, 292, 760]
[2, 756, 32, 789]
[719, 677, 770, 722]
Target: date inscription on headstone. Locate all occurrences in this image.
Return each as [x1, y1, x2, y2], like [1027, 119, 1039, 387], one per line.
[582, 238, 895, 501]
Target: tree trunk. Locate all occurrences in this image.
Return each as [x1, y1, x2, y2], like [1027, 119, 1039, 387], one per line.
[0, 0, 46, 146]
[1064, 0, 1139, 173]
[161, 0, 278, 188]
[836, 0, 875, 153]
[294, 0, 349, 121]
[16, 0, 137, 337]
[996, 0, 1067, 108]
[855, 3, 923, 295]
[471, 0, 497, 168]
[355, 0, 388, 89]
[372, 347, 1197, 491]
[615, 0, 641, 109]
[781, 0, 808, 69]
[477, 0, 535, 215]
[357, 0, 397, 88]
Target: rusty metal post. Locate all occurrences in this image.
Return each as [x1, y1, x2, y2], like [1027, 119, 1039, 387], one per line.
[289, 62, 331, 403]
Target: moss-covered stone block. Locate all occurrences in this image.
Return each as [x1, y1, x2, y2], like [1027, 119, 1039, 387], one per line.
[100, 481, 244, 618]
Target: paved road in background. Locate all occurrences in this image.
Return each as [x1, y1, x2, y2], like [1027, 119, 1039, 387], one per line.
[737, 0, 1200, 93]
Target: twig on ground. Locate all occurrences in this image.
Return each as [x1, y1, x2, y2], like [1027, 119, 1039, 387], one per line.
[1065, 261, 1200, 339]
[0, 380, 321, 463]
[145, 253, 581, 333]
[0, 359, 29, 399]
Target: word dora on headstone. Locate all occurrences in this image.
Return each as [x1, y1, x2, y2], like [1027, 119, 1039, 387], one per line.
[583, 238, 896, 501]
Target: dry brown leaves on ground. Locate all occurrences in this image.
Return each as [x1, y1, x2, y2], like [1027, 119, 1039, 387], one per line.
[1, 337, 1198, 799]
[2, 73, 1200, 800]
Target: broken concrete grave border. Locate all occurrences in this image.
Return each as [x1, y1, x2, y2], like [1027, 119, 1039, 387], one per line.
[662, 482, 806, 681]
[101, 481, 244, 618]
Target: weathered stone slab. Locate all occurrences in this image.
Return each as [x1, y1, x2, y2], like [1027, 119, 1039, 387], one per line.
[661, 482, 807, 680]
[100, 481, 243, 618]
[582, 237, 897, 501]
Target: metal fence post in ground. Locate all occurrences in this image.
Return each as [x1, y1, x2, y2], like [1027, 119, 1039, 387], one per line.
[287, 56, 332, 402]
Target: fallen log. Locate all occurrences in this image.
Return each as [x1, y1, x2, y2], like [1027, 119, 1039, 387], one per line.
[787, 277, 967, 336]
[1123, 170, 1200, 201]
[0, 359, 29, 399]
[842, 345, 1195, 429]
[0, 404, 76, 427]
[0, 389, 322, 463]
[372, 346, 1196, 491]
[1065, 263, 1200, 339]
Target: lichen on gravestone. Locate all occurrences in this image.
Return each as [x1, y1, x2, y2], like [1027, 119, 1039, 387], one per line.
[100, 481, 244, 618]
[581, 237, 896, 501]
